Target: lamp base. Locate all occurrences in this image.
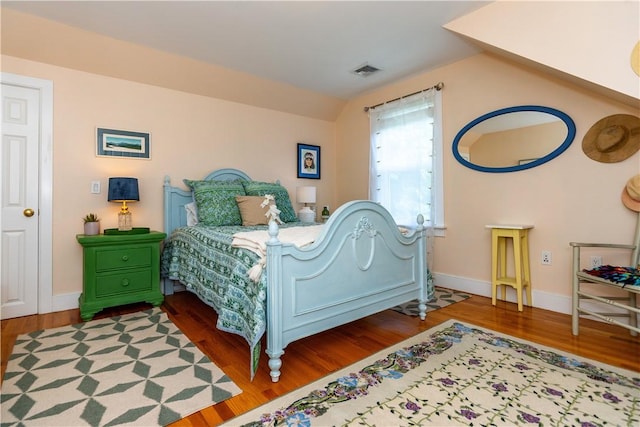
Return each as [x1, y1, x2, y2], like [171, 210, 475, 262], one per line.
[298, 207, 315, 223]
[118, 211, 133, 231]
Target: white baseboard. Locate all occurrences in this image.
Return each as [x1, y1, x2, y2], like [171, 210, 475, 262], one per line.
[51, 292, 80, 313]
[49, 283, 186, 314]
[434, 272, 574, 315]
[49, 274, 631, 323]
[49, 281, 182, 314]
[433, 272, 632, 319]
[49, 276, 576, 316]
[47, 280, 180, 314]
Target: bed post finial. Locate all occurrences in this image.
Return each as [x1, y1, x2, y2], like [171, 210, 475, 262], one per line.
[268, 220, 280, 244]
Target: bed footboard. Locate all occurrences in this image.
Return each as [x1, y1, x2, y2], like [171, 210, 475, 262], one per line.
[265, 200, 427, 382]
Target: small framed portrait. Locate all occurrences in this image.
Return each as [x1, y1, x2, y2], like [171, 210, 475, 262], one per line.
[96, 128, 150, 159]
[297, 143, 320, 179]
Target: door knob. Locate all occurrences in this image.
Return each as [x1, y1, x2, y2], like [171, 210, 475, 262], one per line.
[23, 208, 35, 217]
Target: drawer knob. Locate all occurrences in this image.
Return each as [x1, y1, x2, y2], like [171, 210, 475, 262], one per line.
[121, 255, 129, 261]
[121, 279, 130, 287]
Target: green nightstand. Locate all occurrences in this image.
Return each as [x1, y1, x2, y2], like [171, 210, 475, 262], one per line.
[76, 230, 166, 321]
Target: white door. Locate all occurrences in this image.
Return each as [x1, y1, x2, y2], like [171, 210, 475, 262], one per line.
[1, 74, 53, 319]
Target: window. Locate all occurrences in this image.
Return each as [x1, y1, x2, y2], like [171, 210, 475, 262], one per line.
[368, 89, 443, 233]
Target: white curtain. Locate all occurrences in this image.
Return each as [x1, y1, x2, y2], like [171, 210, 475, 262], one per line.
[368, 88, 441, 275]
[369, 88, 440, 227]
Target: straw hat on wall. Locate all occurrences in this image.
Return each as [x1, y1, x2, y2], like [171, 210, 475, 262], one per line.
[622, 174, 640, 212]
[582, 114, 640, 163]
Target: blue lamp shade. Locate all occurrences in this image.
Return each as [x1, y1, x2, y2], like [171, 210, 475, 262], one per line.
[107, 177, 139, 202]
[108, 177, 139, 231]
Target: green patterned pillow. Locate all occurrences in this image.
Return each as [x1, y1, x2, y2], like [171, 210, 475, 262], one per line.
[184, 179, 246, 226]
[242, 181, 298, 223]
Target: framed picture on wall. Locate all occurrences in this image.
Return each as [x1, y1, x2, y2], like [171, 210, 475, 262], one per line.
[297, 143, 320, 179]
[96, 128, 151, 159]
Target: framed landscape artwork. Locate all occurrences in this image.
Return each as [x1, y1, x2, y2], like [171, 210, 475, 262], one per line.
[297, 143, 320, 179]
[96, 128, 150, 159]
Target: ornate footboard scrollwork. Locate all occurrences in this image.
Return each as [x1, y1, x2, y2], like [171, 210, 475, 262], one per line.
[352, 217, 377, 271]
[265, 201, 428, 382]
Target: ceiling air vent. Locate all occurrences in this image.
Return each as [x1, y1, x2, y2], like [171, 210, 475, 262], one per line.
[351, 64, 381, 77]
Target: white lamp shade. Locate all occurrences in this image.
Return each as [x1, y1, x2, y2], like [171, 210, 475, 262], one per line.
[296, 186, 316, 204]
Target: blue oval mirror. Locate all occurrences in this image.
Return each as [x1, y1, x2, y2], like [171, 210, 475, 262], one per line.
[452, 105, 576, 173]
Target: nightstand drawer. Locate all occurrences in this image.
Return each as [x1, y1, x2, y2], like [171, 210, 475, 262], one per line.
[77, 230, 166, 321]
[96, 247, 151, 271]
[96, 270, 152, 297]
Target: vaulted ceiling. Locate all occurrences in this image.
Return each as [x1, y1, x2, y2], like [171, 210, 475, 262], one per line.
[4, 1, 637, 120]
[1, 1, 489, 100]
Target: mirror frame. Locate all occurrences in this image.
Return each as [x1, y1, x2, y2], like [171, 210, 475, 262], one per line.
[452, 105, 576, 173]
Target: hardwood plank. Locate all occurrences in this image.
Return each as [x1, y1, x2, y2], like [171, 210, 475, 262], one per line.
[2, 290, 638, 427]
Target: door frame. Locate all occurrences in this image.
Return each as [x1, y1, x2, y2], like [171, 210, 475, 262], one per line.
[1, 72, 53, 314]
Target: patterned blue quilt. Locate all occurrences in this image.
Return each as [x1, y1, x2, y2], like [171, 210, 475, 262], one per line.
[161, 224, 270, 352]
[161, 222, 318, 377]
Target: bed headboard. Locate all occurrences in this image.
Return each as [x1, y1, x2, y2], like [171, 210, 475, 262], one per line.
[163, 168, 252, 236]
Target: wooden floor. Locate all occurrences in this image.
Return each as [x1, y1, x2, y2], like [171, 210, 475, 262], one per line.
[2, 291, 639, 426]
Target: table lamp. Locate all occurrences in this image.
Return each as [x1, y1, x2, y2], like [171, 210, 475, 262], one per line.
[296, 186, 316, 223]
[108, 177, 139, 231]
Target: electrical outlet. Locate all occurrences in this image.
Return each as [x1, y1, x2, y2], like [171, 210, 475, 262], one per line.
[590, 256, 602, 269]
[541, 250, 552, 265]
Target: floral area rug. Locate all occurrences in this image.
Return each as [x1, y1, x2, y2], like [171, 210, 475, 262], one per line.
[225, 319, 639, 426]
[1, 308, 241, 426]
[391, 286, 470, 317]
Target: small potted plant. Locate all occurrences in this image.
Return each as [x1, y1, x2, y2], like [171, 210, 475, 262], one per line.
[83, 213, 100, 235]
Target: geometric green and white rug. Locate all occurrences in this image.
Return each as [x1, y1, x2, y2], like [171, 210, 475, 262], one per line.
[224, 319, 640, 426]
[391, 286, 471, 317]
[1, 308, 241, 426]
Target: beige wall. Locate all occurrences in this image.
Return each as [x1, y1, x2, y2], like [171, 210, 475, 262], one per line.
[471, 121, 565, 168]
[336, 53, 639, 311]
[1, 7, 345, 121]
[2, 55, 337, 299]
[2, 5, 639, 315]
[445, 1, 640, 107]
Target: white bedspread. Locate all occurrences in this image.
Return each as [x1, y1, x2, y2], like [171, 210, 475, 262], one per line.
[232, 225, 324, 281]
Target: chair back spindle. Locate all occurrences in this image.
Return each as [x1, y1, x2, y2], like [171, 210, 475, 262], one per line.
[632, 212, 640, 268]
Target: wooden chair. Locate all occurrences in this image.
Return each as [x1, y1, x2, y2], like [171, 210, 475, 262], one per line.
[570, 212, 640, 336]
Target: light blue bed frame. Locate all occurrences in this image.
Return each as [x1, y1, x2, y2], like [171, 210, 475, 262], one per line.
[163, 168, 429, 382]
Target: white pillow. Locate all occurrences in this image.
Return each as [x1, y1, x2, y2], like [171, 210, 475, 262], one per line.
[185, 202, 198, 226]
